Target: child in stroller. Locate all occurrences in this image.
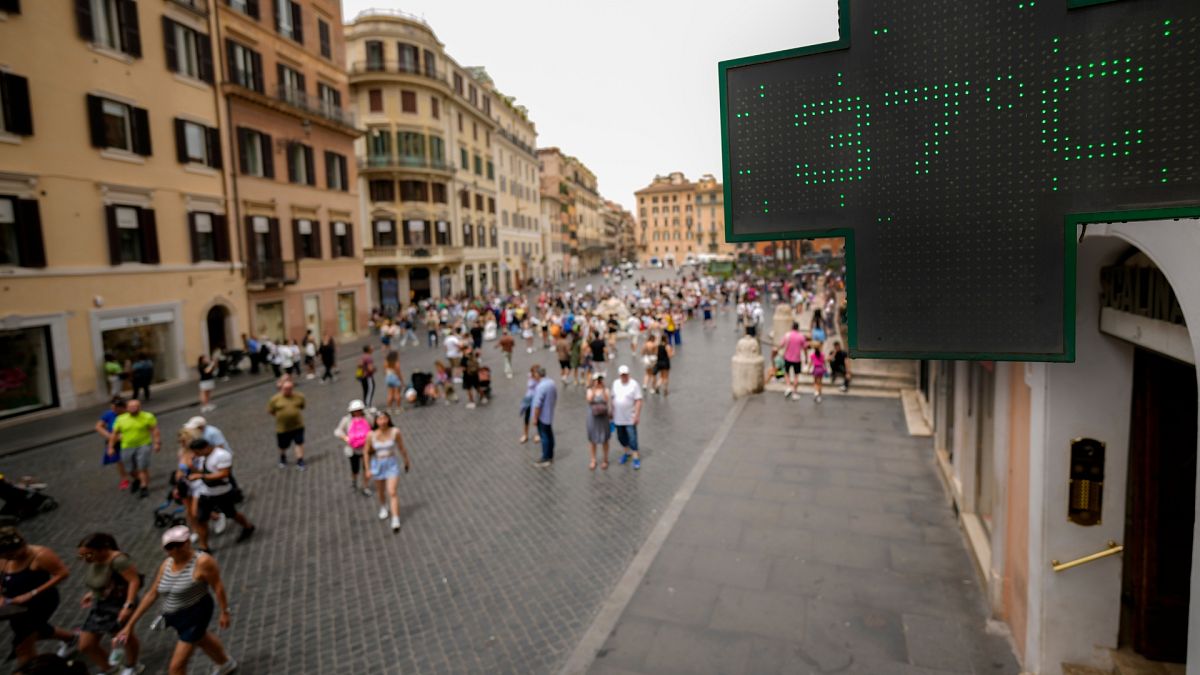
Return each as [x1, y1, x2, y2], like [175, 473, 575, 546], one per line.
[409, 371, 433, 406]
[0, 474, 57, 521]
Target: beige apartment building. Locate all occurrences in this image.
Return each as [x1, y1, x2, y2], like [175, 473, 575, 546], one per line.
[345, 9, 503, 308]
[601, 200, 636, 264]
[539, 177, 567, 281]
[0, 0, 246, 419]
[484, 74, 544, 290]
[635, 171, 738, 267]
[538, 147, 603, 276]
[217, 0, 365, 342]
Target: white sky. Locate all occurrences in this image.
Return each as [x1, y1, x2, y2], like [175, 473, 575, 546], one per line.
[341, 0, 839, 212]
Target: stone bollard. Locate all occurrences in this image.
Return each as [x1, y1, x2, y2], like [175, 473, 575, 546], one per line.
[731, 334, 765, 398]
[770, 304, 793, 346]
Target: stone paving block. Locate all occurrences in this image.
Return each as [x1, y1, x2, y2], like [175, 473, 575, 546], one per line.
[767, 557, 869, 604]
[890, 541, 975, 579]
[685, 547, 773, 590]
[707, 586, 807, 641]
[903, 613, 973, 672]
[752, 479, 811, 504]
[591, 616, 660, 670]
[641, 622, 754, 675]
[847, 511, 926, 541]
[743, 635, 856, 675]
[805, 598, 908, 662]
[666, 513, 745, 550]
[626, 576, 721, 628]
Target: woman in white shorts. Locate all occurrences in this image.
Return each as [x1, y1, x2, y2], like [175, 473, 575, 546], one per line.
[363, 412, 410, 533]
[197, 355, 216, 413]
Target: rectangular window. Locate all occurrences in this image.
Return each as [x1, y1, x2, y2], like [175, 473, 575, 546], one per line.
[399, 180, 427, 203]
[277, 64, 305, 106]
[275, 0, 302, 43]
[428, 136, 445, 167]
[472, 122, 477, 141]
[459, 147, 468, 170]
[0, 196, 47, 268]
[397, 131, 424, 163]
[431, 183, 447, 204]
[373, 219, 396, 247]
[423, 49, 437, 78]
[173, 118, 221, 169]
[473, 154, 482, 176]
[400, 90, 416, 113]
[430, 97, 439, 119]
[78, 0, 142, 57]
[191, 212, 216, 261]
[457, 112, 462, 132]
[317, 82, 341, 117]
[368, 180, 394, 202]
[330, 220, 352, 257]
[0, 72, 33, 136]
[318, 19, 331, 59]
[468, 84, 477, 105]
[163, 18, 212, 83]
[324, 151, 347, 191]
[367, 89, 383, 113]
[367, 128, 391, 162]
[503, 241, 509, 255]
[236, 127, 273, 178]
[453, 72, 463, 95]
[286, 141, 313, 185]
[486, 161, 494, 180]
[294, 218, 321, 258]
[105, 204, 159, 265]
[227, 40, 263, 92]
[460, 190, 470, 208]
[403, 220, 428, 247]
[87, 95, 151, 155]
[483, 97, 490, 116]
[435, 220, 450, 245]
[365, 41, 384, 71]
[397, 42, 418, 73]
[487, 197, 495, 214]
[474, 194, 483, 211]
[228, 0, 259, 19]
[500, 176, 507, 191]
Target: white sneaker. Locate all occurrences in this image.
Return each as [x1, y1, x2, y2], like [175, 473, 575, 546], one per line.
[466, 402, 476, 409]
[211, 658, 238, 675]
[390, 516, 401, 533]
[213, 513, 228, 535]
[378, 506, 388, 520]
[118, 665, 145, 675]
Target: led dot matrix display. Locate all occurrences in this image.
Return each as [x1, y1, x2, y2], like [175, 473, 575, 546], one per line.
[720, 0, 1200, 360]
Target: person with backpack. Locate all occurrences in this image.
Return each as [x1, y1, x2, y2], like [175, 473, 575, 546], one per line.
[333, 400, 373, 496]
[72, 532, 144, 675]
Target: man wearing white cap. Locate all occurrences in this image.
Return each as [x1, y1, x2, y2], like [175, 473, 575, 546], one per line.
[184, 416, 236, 535]
[333, 400, 373, 495]
[612, 365, 645, 470]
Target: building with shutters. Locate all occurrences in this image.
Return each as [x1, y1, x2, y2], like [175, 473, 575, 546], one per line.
[537, 148, 603, 276]
[216, 0, 365, 343]
[485, 73, 544, 291]
[345, 9, 507, 309]
[0, 0, 247, 419]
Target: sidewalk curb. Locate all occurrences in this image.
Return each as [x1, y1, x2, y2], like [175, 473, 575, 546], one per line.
[0, 347, 370, 459]
[556, 396, 748, 675]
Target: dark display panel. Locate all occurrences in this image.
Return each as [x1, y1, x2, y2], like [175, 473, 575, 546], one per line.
[720, 0, 1200, 359]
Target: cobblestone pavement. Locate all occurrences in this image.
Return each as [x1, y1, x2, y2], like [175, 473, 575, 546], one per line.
[1, 270, 748, 674]
[587, 395, 1019, 675]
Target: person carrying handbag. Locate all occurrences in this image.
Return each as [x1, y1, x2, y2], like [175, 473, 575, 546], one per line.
[585, 373, 613, 470]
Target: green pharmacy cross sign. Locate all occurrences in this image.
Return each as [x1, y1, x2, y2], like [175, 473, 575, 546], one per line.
[719, 0, 1200, 361]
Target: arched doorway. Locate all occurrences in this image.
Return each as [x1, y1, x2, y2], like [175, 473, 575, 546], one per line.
[408, 267, 431, 302]
[205, 305, 229, 352]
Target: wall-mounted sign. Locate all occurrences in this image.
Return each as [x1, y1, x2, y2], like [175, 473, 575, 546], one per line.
[719, 0, 1200, 360]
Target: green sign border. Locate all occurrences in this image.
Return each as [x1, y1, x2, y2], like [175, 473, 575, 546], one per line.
[717, 0, 1195, 362]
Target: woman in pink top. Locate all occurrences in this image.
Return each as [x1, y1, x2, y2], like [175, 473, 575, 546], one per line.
[779, 323, 808, 400]
[810, 341, 826, 403]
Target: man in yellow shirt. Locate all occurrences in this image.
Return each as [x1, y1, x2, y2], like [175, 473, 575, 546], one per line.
[106, 399, 160, 498]
[267, 380, 307, 471]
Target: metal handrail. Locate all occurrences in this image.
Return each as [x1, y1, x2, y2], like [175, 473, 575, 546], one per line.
[1051, 541, 1123, 572]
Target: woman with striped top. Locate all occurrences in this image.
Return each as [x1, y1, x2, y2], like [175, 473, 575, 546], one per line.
[117, 527, 237, 675]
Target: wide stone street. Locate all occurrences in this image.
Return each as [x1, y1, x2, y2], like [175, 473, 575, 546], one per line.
[0, 270, 1016, 674]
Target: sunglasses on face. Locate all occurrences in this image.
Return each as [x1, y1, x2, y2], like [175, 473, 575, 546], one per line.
[163, 542, 184, 551]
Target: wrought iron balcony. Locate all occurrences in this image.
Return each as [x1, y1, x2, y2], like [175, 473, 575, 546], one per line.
[358, 155, 451, 171]
[247, 259, 299, 287]
[275, 84, 357, 128]
[350, 60, 448, 85]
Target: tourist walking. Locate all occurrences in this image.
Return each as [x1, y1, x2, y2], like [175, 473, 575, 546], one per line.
[779, 322, 808, 400]
[530, 366, 558, 468]
[334, 400, 374, 495]
[197, 355, 217, 413]
[95, 397, 130, 491]
[319, 336, 336, 382]
[187, 438, 255, 551]
[117, 527, 237, 675]
[0, 528, 74, 670]
[641, 334, 658, 392]
[461, 345, 484, 409]
[107, 399, 160, 498]
[267, 380, 306, 470]
[612, 365, 645, 470]
[363, 412, 411, 533]
[585, 374, 612, 470]
[103, 353, 123, 397]
[810, 341, 827, 403]
[384, 350, 404, 412]
[497, 330, 515, 378]
[830, 340, 851, 392]
[357, 345, 376, 408]
[588, 331, 608, 381]
[130, 355, 153, 401]
[654, 336, 674, 396]
[518, 365, 539, 444]
[72, 532, 143, 675]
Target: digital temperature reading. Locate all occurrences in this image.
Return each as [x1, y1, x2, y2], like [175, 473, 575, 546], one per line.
[720, 0, 1200, 360]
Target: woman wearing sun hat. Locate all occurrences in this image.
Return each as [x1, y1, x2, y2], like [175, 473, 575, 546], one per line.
[117, 527, 237, 675]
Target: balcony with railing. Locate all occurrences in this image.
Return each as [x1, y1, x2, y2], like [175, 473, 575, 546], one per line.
[497, 128, 537, 159]
[358, 154, 452, 172]
[276, 85, 357, 128]
[350, 60, 448, 86]
[364, 244, 463, 265]
[246, 259, 299, 287]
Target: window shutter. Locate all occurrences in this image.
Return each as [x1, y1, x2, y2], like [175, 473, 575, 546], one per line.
[268, 217, 282, 260]
[286, 142, 297, 183]
[324, 151, 334, 189]
[328, 221, 337, 257]
[246, 0, 259, 19]
[212, 214, 230, 261]
[173, 118, 189, 163]
[304, 146, 314, 185]
[132, 106, 152, 156]
[0, 73, 33, 136]
[225, 39, 237, 83]
[197, 34, 214, 83]
[162, 17, 178, 73]
[236, 128, 249, 173]
[276, 62, 285, 94]
[250, 51, 263, 92]
[206, 126, 222, 169]
[117, 0, 141, 58]
[105, 205, 121, 265]
[15, 199, 46, 268]
[312, 219, 323, 258]
[86, 94, 107, 148]
[75, 0, 94, 41]
[296, 72, 306, 96]
[272, 0, 280, 32]
[188, 212, 201, 262]
[260, 132, 274, 177]
[319, 20, 330, 58]
[139, 207, 160, 263]
[290, 1, 303, 44]
[0, 0, 18, 12]
[343, 221, 353, 257]
[291, 219, 302, 260]
[243, 216, 257, 261]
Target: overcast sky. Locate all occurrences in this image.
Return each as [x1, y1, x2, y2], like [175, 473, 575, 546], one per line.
[341, 0, 838, 212]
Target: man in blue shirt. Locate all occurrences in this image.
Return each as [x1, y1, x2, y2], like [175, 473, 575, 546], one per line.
[94, 397, 129, 490]
[529, 366, 558, 467]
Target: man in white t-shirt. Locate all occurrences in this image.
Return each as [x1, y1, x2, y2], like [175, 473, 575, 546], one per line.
[188, 437, 254, 552]
[612, 365, 645, 470]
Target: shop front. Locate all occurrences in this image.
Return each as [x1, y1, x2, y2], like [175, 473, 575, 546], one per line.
[0, 326, 57, 419]
[254, 301, 286, 342]
[96, 308, 180, 386]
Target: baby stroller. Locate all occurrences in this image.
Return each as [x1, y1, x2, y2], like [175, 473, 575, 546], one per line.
[409, 371, 433, 407]
[153, 478, 190, 529]
[477, 366, 492, 404]
[0, 475, 57, 521]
